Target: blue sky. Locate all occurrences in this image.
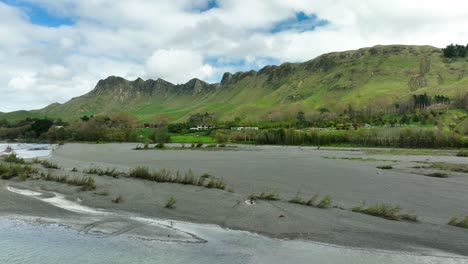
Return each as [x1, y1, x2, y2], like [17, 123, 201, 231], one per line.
[0, 0, 467, 111]
[1, 0, 73, 27]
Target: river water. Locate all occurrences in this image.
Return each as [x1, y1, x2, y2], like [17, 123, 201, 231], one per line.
[0, 143, 55, 158]
[0, 217, 466, 264]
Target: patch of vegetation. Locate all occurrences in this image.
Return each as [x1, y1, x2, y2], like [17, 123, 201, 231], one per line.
[2, 154, 25, 164]
[288, 193, 334, 209]
[426, 162, 468, 173]
[40, 160, 60, 169]
[377, 165, 393, 169]
[456, 150, 468, 157]
[0, 163, 37, 180]
[448, 216, 468, 229]
[352, 202, 418, 222]
[322, 156, 398, 162]
[206, 178, 226, 189]
[249, 190, 280, 201]
[41, 173, 96, 191]
[155, 142, 165, 149]
[127, 167, 226, 190]
[424, 172, 449, 178]
[164, 197, 177, 209]
[83, 166, 122, 178]
[317, 194, 333, 208]
[364, 149, 459, 157]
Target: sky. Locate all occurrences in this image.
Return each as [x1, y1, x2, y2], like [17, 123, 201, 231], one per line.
[1, 0, 468, 112]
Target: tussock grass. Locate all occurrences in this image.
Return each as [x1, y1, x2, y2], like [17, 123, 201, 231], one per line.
[317, 194, 333, 208]
[289, 193, 332, 208]
[456, 150, 468, 157]
[249, 190, 280, 201]
[424, 172, 449, 178]
[41, 173, 96, 191]
[352, 202, 418, 222]
[164, 197, 177, 209]
[377, 165, 393, 170]
[40, 160, 60, 169]
[2, 154, 25, 164]
[84, 166, 122, 178]
[127, 167, 226, 190]
[0, 163, 37, 180]
[448, 216, 468, 229]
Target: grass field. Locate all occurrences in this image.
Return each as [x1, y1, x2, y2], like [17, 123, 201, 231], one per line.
[170, 135, 216, 144]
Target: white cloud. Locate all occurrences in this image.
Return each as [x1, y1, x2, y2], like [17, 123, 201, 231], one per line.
[8, 73, 37, 91]
[146, 49, 214, 83]
[1, 0, 468, 111]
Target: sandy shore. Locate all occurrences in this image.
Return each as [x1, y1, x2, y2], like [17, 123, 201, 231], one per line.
[1, 143, 467, 256]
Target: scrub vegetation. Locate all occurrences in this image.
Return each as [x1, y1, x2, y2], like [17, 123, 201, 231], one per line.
[288, 193, 333, 209]
[40, 172, 96, 191]
[352, 202, 418, 222]
[448, 216, 468, 229]
[128, 167, 226, 190]
[0, 163, 37, 180]
[249, 190, 281, 201]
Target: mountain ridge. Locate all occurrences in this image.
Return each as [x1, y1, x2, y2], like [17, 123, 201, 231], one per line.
[1, 44, 467, 122]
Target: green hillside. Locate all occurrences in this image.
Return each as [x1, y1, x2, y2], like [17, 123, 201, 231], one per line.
[1, 45, 467, 123]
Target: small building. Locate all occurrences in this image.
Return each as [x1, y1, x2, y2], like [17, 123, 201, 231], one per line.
[230, 127, 259, 131]
[189, 125, 216, 131]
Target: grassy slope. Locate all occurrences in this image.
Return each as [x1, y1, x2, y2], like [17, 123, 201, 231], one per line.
[1, 45, 467, 123]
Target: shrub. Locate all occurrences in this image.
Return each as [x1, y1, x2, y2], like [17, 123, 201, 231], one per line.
[456, 150, 468, 157]
[3, 154, 25, 164]
[196, 143, 203, 148]
[155, 143, 165, 149]
[165, 197, 177, 209]
[448, 216, 468, 229]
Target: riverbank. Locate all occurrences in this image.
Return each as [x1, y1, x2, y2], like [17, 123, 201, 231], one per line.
[1, 143, 467, 257]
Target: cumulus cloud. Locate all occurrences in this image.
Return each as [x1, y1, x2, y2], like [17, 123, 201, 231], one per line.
[1, 0, 468, 111]
[146, 49, 214, 83]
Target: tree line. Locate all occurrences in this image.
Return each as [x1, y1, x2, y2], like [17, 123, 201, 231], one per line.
[442, 44, 468, 58]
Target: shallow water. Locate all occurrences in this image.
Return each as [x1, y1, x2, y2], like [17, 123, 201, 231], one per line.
[0, 218, 466, 264]
[0, 143, 54, 159]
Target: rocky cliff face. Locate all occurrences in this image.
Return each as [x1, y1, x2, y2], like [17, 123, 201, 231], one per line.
[89, 76, 218, 100]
